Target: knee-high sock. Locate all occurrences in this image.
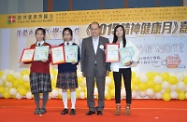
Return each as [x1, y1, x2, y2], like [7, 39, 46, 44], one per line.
[34, 92, 40, 109]
[42, 91, 48, 109]
[62, 92, 68, 109]
[70, 91, 76, 109]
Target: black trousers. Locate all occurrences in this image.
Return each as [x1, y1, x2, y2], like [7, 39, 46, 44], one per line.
[113, 68, 132, 104]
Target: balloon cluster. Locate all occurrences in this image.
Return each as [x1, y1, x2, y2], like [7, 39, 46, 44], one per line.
[0, 69, 187, 101]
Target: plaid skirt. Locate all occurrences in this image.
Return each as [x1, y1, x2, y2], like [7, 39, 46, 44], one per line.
[30, 73, 52, 94]
[56, 72, 78, 89]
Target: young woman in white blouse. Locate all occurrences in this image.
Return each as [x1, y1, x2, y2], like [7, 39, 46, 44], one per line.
[111, 25, 139, 116]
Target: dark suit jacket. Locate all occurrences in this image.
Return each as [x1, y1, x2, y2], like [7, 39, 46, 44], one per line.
[81, 36, 110, 77]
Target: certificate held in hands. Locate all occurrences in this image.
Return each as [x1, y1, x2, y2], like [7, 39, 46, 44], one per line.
[65, 45, 78, 63]
[20, 48, 35, 63]
[51, 46, 66, 65]
[106, 44, 120, 62]
[120, 47, 135, 65]
[34, 46, 49, 61]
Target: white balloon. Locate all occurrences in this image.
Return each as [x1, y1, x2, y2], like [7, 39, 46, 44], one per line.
[162, 81, 169, 89]
[94, 88, 98, 96]
[22, 74, 29, 82]
[154, 76, 162, 84]
[14, 72, 21, 79]
[132, 91, 137, 99]
[169, 72, 175, 77]
[183, 72, 187, 77]
[104, 90, 108, 96]
[9, 88, 17, 95]
[155, 92, 162, 99]
[170, 84, 177, 91]
[177, 82, 185, 91]
[170, 91, 178, 99]
[176, 73, 184, 81]
[140, 74, 148, 82]
[51, 89, 58, 98]
[139, 91, 146, 98]
[9, 70, 15, 75]
[121, 88, 126, 98]
[26, 92, 33, 99]
[5, 81, 12, 87]
[184, 85, 187, 92]
[1, 75, 7, 82]
[3, 69, 9, 75]
[0, 80, 3, 86]
[146, 88, 154, 98]
[16, 93, 22, 99]
[79, 92, 85, 99]
[50, 73, 54, 80]
[105, 77, 112, 85]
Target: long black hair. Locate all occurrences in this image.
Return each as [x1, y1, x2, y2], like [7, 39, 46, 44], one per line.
[112, 25, 126, 47]
[62, 27, 73, 41]
[35, 28, 46, 41]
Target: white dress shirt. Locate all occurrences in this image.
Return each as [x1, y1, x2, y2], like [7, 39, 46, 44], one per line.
[92, 36, 99, 54]
[36, 40, 45, 46]
[110, 40, 140, 72]
[64, 41, 73, 46]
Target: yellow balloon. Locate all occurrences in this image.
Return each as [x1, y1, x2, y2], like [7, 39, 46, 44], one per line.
[146, 80, 155, 88]
[161, 72, 170, 81]
[131, 84, 135, 91]
[168, 76, 178, 84]
[0, 86, 5, 93]
[182, 77, 187, 85]
[12, 80, 19, 88]
[108, 83, 115, 89]
[3, 91, 11, 99]
[132, 72, 136, 78]
[147, 72, 155, 80]
[76, 91, 80, 99]
[0, 71, 3, 78]
[138, 83, 147, 91]
[58, 94, 62, 99]
[105, 94, 112, 100]
[21, 70, 29, 76]
[178, 92, 185, 100]
[109, 89, 115, 97]
[68, 94, 71, 100]
[18, 88, 27, 96]
[6, 74, 15, 82]
[132, 77, 140, 85]
[78, 77, 83, 83]
[162, 92, 171, 101]
[153, 84, 162, 92]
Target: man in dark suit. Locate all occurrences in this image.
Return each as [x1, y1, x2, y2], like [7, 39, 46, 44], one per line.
[81, 22, 110, 115]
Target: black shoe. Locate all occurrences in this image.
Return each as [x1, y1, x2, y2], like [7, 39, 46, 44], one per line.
[61, 108, 68, 115]
[86, 111, 95, 115]
[34, 108, 40, 114]
[40, 108, 47, 114]
[97, 111, 103, 115]
[70, 109, 76, 115]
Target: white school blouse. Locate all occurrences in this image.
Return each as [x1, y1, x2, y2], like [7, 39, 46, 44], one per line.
[110, 40, 140, 72]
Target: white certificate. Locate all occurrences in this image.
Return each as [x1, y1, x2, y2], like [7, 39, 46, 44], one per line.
[120, 47, 135, 65]
[20, 48, 35, 62]
[65, 45, 78, 63]
[34, 46, 49, 61]
[51, 46, 65, 65]
[106, 44, 120, 62]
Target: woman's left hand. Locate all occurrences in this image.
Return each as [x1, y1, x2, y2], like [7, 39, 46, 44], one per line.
[71, 61, 76, 64]
[124, 61, 133, 66]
